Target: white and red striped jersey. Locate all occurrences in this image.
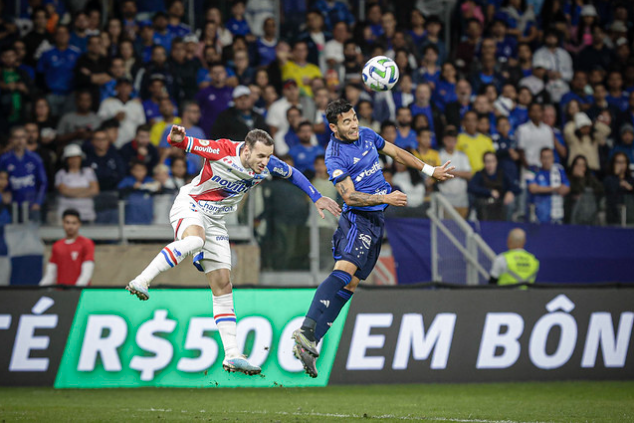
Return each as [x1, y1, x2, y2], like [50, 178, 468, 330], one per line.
[168, 134, 310, 216]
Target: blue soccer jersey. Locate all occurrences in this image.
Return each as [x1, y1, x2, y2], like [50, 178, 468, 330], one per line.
[528, 164, 569, 223]
[0, 150, 48, 206]
[325, 127, 391, 212]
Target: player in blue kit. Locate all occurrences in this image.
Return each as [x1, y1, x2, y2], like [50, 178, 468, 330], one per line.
[292, 99, 455, 377]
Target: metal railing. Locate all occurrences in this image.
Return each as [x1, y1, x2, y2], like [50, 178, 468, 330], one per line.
[428, 193, 496, 285]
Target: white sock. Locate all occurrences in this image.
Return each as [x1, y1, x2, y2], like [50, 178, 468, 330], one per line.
[213, 293, 240, 358]
[137, 236, 204, 285]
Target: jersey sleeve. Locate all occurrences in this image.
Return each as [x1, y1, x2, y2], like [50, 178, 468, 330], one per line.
[167, 132, 238, 160]
[362, 127, 386, 151]
[266, 155, 292, 178]
[326, 154, 349, 185]
[490, 254, 507, 278]
[83, 238, 95, 262]
[267, 155, 322, 202]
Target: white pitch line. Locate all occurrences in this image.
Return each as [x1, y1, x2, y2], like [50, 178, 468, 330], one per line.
[136, 407, 551, 423]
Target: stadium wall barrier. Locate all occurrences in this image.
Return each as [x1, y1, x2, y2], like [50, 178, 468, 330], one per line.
[385, 218, 634, 284]
[330, 288, 634, 384]
[0, 289, 348, 388]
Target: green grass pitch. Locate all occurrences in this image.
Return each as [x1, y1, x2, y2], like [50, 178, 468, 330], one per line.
[1, 382, 633, 422]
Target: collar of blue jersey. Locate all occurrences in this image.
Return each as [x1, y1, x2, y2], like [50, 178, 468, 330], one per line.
[330, 133, 356, 144]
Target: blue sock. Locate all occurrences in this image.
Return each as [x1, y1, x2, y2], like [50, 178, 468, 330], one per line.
[315, 288, 353, 342]
[301, 270, 352, 340]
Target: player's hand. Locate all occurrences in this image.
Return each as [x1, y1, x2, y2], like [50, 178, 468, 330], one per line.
[384, 190, 407, 207]
[314, 196, 341, 219]
[169, 125, 186, 144]
[432, 161, 456, 181]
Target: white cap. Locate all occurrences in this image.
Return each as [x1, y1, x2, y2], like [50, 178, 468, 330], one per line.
[62, 144, 85, 160]
[183, 34, 199, 43]
[580, 5, 597, 17]
[532, 57, 552, 70]
[232, 85, 251, 99]
[574, 112, 592, 129]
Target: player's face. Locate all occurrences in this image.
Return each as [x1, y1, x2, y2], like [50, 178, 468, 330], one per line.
[331, 109, 359, 142]
[63, 215, 81, 238]
[245, 141, 274, 173]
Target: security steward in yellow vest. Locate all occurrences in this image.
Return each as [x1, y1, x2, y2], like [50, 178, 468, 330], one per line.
[489, 228, 539, 287]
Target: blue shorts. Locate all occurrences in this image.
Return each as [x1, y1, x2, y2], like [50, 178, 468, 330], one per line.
[332, 209, 385, 280]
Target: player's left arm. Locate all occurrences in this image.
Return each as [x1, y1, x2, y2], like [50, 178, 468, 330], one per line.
[268, 155, 341, 218]
[380, 141, 455, 181]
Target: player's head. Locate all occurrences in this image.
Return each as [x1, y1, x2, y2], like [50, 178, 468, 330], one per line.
[243, 129, 274, 174]
[62, 209, 81, 238]
[326, 99, 358, 142]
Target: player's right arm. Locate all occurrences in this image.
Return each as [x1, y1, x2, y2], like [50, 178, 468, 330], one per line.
[39, 244, 58, 286]
[167, 125, 235, 161]
[335, 176, 407, 207]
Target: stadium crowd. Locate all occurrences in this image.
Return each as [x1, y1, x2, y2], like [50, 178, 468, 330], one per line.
[0, 0, 634, 230]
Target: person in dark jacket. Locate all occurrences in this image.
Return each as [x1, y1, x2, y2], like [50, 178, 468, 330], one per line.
[210, 85, 268, 141]
[119, 124, 159, 174]
[565, 154, 603, 224]
[83, 129, 126, 191]
[468, 152, 520, 221]
[604, 152, 634, 225]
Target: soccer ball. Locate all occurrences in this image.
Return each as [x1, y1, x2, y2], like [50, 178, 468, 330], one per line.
[362, 56, 400, 92]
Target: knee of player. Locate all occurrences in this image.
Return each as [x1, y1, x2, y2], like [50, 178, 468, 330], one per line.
[184, 235, 205, 251]
[346, 277, 361, 291]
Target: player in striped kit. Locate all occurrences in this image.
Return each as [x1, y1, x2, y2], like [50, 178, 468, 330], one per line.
[126, 125, 340, 375]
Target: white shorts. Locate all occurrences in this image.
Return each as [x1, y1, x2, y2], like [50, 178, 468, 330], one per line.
[169, 193, 231, 273]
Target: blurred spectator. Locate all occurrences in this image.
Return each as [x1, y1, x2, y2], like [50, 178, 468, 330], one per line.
[150, 97, 181, 146]
[98, 77, 146, 148]
[138, 46, 176, 100]
[39, 208, 94, 286]
[604, 152, 634, 225]
[36, 25, 81, 116]
[0, 46, 34, 126]
[0, 170, 11, 224]
[196, 62, 233, 136]
[587, 83, 619, 127]
[489, 228, 539, 286]
[120, 0, 139, 40]
[469, 152, 520, 221]
[394, 107, 417, 150]
[167, 0, 191, 38]
[528, 148, 570, 224]
[282, 40, 323, 98]
[560, 71, 592, 116]
[519, 57, 550, 103]
[288, 121, 324, 176]
[120, 124, 159, 174]
[0, 126, 46, 221]
[413, 128, 440, 200]
[100, 57, 127, 102]
[117, 160, 158, 224]
[152, 163, 175, 224]
[119, 40, 140, 82]
[533, 29, 573, 82]
[419, 15, 446, 65]
[392, 161, 425, 208]
[255, 17, 278, 68]
[432, 62, 458, 114]
[565, 155, 604, 225]
[22, 125, 54, 196]
[438, 128, 472, 218]
[564, 112, 610, 173]
[75, 35, 111, 110]
[606, 70, 629, 112]
[226, 1, 251, 38]
[141, 74, 173, 124]
[159, 101, 204, 174]
[310, 154, 338, 268]
[357, 100, 380, 133]
[55, 144, 99, 223]
[516, 103, 554, 169]
[410, 83, 442, 146]
[168, 37, 199, 104]
[56, 90, 102, 147]
[313, 0, 355, 31]
[68, 11, 90, 53]
[231, 49, 255, 86]
[457, 111, 494, 173]
[492, 116, 520, 184]
[576, 25, 613, 73]
[470, 53, 504, 94]
[455, 18, 483, 74]
[446, 79, 473, 128]
[23, 7, 52, 68]
[266, 79, 316, 142]
[83, 129, 126, 191]
[297, 11, 328, 71]
[613, 124, 634, 165]
[166, 157, 188, 190]
[324, 21, 347, 72]
[211, 85, 267, 141]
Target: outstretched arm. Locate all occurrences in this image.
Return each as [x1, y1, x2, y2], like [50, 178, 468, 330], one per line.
[335, 176, 408, 208]
[380, 142, 455, 181]
[167, 125, 235, 160]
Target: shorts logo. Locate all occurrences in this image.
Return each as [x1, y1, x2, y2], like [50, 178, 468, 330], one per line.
[332, 169, 343, 177]
[215, 236, 229, 241]
[358, 233, 371, 250]
[198, 139, 210, 146]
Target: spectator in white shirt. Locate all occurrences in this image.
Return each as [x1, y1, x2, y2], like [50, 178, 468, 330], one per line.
[97, 78, 146, 148]
[438, 126, 472, 218]
[516, 103, 554, 169]
[533, 29, 573, 82]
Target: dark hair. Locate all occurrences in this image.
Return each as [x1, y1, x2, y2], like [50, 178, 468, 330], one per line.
[422, 44, 439, 56]
[540, 147, 553, 156]
[569, 155, 590, 178]
[62, 209, 81, 220]
[528, 102, 543, 112]
[130, 159, 147, 170]
[136, 124, 152, 134]
[380, 120, 397, 132]
[99, 117, 119, 130]
[297, 120, 312, 131]
[314, 154, 325, 163]
[245, 129, 274, 148]
[416, 127, 431, 136]
[482, 151, 496, 163]
[609, 151, 630, 176]
[326, 99, 354, 125]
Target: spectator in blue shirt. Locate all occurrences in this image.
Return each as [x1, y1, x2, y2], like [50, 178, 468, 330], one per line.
[419, 16, 447, 65]
[83, 129, 126, 191]
[469, 53, 505, 94]
[493, 116, 520, 184]
[152, 12, 174, 53]
[606, 70, 629, 112]
[36, 25, 82, 115]
[560, 70, 593, 116]
[117, 160, 157, 224]
[612, 124, 634, 165]
[226, 0, 252, 37]
[312, 0, 354, 31]
[255, 17, 278, 67]
[69, 11, 90, 54]
[395, 107, 418, 151]
[490, 19, 518, 63]
[134, 21, 157, 63]
[433, 62, 458, 113]
[288, 121, 324, 176]
[528, 148, 570, 224]
[166, 0, 191, 39]
[0, 126, 47, 221]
